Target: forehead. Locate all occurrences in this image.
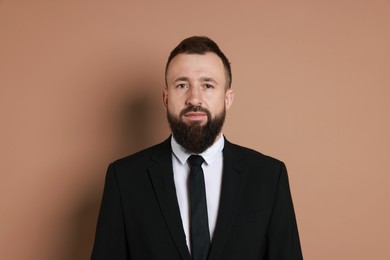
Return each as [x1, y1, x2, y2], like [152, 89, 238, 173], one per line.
[166, 52, 225, 82]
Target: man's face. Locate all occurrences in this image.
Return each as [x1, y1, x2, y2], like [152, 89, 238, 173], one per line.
[164, 52, 234, 126]
[163, 52, 234, 153]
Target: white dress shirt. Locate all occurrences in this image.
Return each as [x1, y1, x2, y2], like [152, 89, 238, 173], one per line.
[171, 134, 224, 252]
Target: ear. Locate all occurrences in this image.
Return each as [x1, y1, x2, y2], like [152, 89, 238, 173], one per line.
[162, 87, 168, 108]
[225, 88, 235, 110]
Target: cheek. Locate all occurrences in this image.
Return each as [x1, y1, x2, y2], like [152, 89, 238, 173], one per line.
[210, 96, 227, 112]
[166, 99, 184, 115]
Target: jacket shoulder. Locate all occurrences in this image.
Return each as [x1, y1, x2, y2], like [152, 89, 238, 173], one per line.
[225, 140, 285, 173]
[109, 138, 170, 172]
[226, 141, 282, 163]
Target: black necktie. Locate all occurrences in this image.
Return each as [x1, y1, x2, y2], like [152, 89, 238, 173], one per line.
[188, 155, 210, 260]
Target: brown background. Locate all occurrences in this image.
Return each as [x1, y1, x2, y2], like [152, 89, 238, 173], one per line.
[1, 1, 389, 259]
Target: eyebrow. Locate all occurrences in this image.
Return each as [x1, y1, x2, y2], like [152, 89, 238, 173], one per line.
[172, 77, 190, 84]
[200, 77, 218, 84]
[172, 76, 218, 85]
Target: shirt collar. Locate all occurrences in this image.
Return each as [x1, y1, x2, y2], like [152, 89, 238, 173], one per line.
[171, 134, 225, 166]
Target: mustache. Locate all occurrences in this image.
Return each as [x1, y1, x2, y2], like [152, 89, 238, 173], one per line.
[179, 106, 211, 117]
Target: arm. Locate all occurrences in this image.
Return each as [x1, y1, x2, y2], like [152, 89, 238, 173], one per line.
[91, 164, 130, 260]
[267, 162, 303, 259]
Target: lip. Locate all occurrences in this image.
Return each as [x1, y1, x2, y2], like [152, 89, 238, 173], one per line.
[184, 112, 207, 121]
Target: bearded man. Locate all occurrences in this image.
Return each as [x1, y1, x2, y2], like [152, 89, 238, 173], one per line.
[91, 36, 303, 260]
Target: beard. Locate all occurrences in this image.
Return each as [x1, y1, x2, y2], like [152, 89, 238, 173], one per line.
[167, 105, 226, 154]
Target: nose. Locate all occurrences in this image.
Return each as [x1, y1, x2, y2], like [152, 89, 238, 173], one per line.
[186, 85, 202, 106]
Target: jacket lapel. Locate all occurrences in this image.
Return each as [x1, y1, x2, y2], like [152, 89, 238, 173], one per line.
[148, 138, 191, 260]
[208, 140, 246, 260]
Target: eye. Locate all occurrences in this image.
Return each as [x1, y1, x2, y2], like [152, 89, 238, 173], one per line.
[204, 84, 214, 89]
[176, 83, 189, 89]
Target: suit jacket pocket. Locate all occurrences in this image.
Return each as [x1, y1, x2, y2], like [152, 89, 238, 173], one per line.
[233, 210, 265, 227]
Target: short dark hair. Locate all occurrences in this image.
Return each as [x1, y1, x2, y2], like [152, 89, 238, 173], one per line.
[165, 36, 232, 88]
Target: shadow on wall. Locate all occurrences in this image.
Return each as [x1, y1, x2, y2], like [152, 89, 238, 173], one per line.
[120, 88, 166, 153]
[60, 79, 167, 260]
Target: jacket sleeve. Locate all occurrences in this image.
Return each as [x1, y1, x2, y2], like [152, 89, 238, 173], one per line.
[91, 164, 130, 260]
[267, 162, 303, 259]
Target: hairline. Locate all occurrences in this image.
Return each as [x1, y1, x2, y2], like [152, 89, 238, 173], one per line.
[165, 52, 232, 90]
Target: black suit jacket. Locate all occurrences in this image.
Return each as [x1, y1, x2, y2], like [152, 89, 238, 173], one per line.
[91, 137, 303, 260]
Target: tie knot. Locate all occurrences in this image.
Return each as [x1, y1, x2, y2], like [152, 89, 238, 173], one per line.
[188, 155, 204, 167]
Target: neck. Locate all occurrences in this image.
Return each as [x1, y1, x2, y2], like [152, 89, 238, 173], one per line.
[214, 132, 222, 143]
